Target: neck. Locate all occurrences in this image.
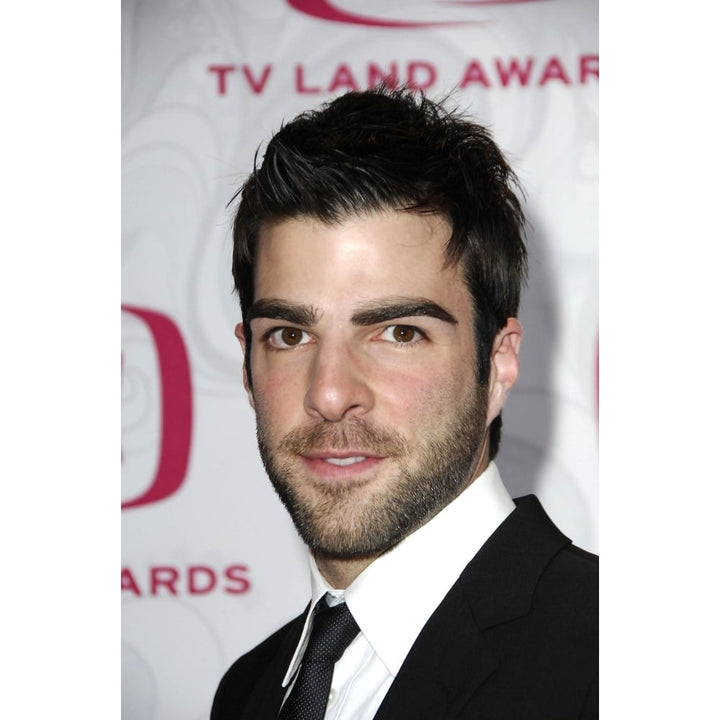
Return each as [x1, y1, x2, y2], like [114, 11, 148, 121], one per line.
[314, 553, 377, 590]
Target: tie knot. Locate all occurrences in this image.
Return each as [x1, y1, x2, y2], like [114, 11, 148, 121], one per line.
[303, 598, 360, 666]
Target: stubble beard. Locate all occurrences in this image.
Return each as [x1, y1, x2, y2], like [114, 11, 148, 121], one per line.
[256, 385, 488, 560]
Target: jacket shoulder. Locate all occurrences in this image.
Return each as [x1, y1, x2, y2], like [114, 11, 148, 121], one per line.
[469, 497, 598, 717]
[504, 497, 598, 651]
[536, 526, 598, 615]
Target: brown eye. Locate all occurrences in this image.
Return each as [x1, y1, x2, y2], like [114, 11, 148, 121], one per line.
[280, 328, 303, 346]
[391, 325, 417, 343]
[267, 327, 311, 349]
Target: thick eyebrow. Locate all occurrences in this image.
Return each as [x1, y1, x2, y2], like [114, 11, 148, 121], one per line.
[246, 299, 319, 326]
[351, 297, 458, 326]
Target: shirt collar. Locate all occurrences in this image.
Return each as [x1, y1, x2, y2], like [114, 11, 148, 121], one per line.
[282, 462, 515, 684]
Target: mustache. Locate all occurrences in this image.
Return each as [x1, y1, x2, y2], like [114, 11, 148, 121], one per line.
[278, 417, 409, 457]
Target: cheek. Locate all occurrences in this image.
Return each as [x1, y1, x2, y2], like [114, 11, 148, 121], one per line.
[251, 369, 305, 430]
[377, 367, 469, 429]
[250, 344, 307, 400]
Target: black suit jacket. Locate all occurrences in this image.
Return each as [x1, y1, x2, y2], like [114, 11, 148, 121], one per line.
[211, 495, 599, 719]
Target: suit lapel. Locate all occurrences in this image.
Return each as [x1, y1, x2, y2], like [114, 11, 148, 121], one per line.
[373, 589, 498, 720]
[374, 496, 570, 720]
[238, 611, 307, 720]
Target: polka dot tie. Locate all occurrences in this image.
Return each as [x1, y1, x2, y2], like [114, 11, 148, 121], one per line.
[278, 595, 360, 720]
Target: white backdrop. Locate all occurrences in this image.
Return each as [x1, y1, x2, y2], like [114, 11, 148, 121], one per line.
[121, 1, 598, 718]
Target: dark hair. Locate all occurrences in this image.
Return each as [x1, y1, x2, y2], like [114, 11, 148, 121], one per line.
[230, 86, 527, 460]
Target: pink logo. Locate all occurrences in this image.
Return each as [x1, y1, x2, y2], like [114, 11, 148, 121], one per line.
[287, 0, 547, 27]
[121, 564, 251, 596]
[121, 305, 193, 510]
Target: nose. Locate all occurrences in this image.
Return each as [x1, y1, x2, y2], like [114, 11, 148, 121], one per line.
[304, 340, 374, 422]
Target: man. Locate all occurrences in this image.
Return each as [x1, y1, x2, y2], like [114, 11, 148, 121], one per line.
[211, 86, 598, 720]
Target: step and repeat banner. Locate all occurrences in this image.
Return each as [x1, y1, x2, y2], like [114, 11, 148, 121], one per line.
[121, 1, 598, 718]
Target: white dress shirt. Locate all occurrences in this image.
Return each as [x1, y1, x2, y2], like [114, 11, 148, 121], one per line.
[281, 462, 516, 720]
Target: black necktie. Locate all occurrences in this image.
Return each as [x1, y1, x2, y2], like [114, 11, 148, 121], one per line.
[278, 595, 360, 720]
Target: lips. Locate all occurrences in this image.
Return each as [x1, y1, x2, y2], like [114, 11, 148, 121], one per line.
[278, 419, 408, 481]
[300, 452, 385, 479]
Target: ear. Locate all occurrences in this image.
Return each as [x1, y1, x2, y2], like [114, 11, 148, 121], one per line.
[235, 323, 255, 410]
[485, 318, 523, 427]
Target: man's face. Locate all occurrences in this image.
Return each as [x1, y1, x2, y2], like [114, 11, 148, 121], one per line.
[240, 210, 516, 559]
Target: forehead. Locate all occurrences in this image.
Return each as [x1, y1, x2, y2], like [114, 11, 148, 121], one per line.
[253, 211, 470, 309]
